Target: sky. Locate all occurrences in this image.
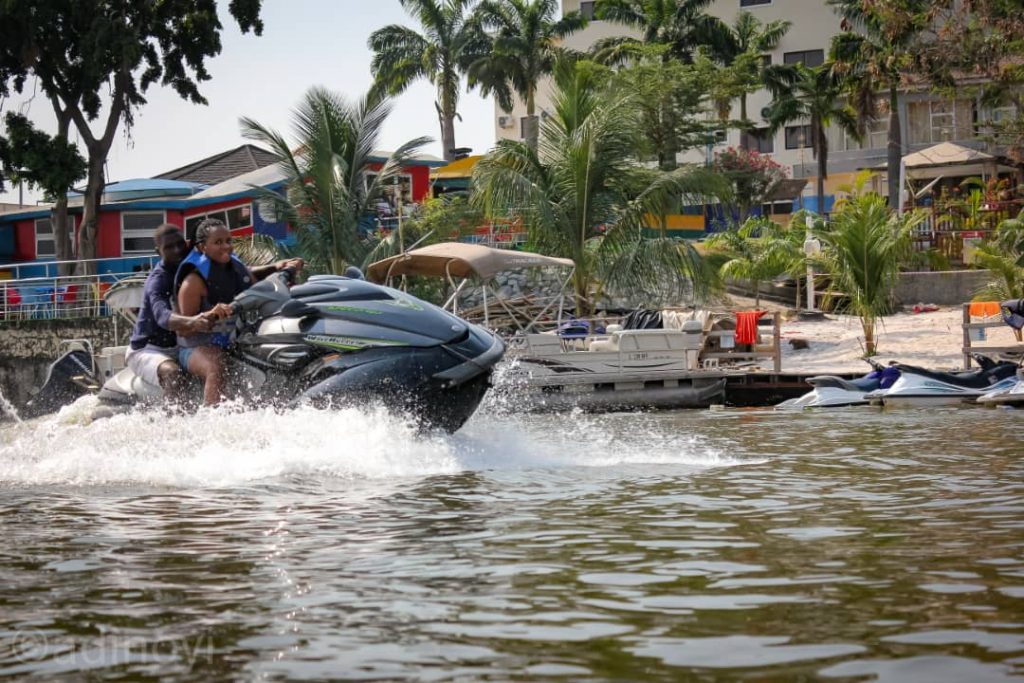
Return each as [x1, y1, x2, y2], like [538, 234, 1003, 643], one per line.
[0, 0, 497, 204]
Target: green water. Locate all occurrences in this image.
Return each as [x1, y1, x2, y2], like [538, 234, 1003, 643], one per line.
[1, 405, 1022, 680]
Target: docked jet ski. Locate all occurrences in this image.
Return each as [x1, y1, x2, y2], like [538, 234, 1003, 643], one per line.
[38, 268, 504, 433]
[776, 359, 900, 410]
[865, 354, 1018, 407]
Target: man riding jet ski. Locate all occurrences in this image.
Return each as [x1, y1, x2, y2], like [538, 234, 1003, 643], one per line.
[976, 299, 1024, 408]
[32, 266, 503, 433]
[865, 353, 1018, 407]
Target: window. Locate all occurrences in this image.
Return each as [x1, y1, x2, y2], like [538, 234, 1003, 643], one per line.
[184, 204, 252, 242]
[741, 0, 771, 6]
[785, 124, 813, 149]
[837, 118, 889, 151]
[35, 217, 75, 259]
[907, 99, 974, 144]
[121, 211, 165, 255]
[783, 49, 824, 68]
[760, 54, 772, 68]
[742, 128, 774, 154]
[579, 1, 595, 19]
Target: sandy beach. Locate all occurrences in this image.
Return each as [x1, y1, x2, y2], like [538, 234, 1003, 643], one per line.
[751, 305, 1022, 374]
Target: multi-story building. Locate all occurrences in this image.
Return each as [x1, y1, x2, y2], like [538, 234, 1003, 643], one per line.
[494, 0, 1017, 213]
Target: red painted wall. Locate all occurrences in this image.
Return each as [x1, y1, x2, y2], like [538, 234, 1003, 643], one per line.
[14, 219, 35, 260]
[365, 161, 434, 202]
[97, 212, 121, 258]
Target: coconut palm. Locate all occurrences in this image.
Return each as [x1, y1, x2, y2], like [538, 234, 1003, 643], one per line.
[828, 0, 931, 209]
[815, 179, 924, 355]
[369, 0, 488, 162]
[706, 217, 799, 308]
[591, 0, 729, 66]
[472, 59, 726, 315]
[716, 11, 791, 126]
[764, 63, 860, 215]
[239, 87, 431, 275]
[469, 0, 587, 151]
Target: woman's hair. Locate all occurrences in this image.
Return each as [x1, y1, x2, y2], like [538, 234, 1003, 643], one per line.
[195, 217, 229, 245]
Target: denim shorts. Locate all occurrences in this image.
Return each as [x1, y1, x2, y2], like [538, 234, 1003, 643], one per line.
[178, 346, 195, 370]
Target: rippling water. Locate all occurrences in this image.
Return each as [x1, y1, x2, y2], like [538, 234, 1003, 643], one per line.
[1, 399, 1022, 681]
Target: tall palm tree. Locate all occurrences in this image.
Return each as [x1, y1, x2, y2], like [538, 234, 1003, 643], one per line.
[469, 0, 587, 151]
[369, 0, 488, 162]
[828, 0, 931, 210]
[592, 0, 729, 66]
[816, 178, 924, 355]
[716, 11, 791, 126]
[764, 63, 860, 215]
[240, 87, 431, 275]
[472, 59, 726, 314]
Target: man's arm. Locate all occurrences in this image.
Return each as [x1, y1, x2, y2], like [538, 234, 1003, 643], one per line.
[150, 284, 213, 336]
[251, 258, 305, 282]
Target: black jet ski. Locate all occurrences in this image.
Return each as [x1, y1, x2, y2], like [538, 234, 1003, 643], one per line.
[37, 268, 504, 433]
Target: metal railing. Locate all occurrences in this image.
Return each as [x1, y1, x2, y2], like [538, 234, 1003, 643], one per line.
[0, 257, 156, 323]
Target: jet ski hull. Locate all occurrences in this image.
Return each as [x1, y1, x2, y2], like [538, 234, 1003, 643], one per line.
[775, 386, 874, 410]
[874, 373, 1019, 407]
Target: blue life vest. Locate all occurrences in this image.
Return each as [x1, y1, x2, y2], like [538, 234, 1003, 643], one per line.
[174, 249, 251, 348]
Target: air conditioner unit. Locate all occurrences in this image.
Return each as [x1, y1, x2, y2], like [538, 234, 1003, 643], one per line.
[498, 115, 514, 129]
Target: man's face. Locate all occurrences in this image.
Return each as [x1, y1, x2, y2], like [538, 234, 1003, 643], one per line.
[155, 230, 188, 267]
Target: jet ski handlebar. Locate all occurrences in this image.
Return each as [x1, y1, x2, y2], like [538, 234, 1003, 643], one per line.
[229, 267, 297, 315]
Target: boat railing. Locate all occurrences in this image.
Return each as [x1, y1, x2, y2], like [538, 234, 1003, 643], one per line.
[0, 257, 156, 323]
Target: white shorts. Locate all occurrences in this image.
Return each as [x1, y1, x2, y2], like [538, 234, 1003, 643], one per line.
[125, 344, 180, 386]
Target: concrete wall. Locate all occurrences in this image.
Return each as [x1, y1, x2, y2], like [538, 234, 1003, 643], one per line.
[894, 270, 992, 307]
[0, 317, 123, 413]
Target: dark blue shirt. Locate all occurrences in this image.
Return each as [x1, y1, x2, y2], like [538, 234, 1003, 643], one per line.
[129, 261, 177, 350]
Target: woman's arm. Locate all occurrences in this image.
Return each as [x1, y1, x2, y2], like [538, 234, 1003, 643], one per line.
[178, 272, 208, 317]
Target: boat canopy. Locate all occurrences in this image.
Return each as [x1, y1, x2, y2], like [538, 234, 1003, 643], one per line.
[366, 242, 573, 283]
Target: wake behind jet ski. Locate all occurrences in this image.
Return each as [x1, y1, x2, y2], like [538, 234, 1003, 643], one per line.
[34, 268, 504, 433]
[866, 354, 1018, 407]
[776, 359, 899, 410]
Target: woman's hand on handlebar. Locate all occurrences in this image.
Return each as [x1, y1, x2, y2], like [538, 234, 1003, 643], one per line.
[203, 303, 235, 321]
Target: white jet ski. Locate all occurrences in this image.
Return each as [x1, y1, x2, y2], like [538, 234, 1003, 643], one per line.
[865, 354, 1019, 407]
[776, 359, 899, 410]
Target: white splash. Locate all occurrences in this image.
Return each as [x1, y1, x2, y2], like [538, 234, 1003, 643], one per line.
[0, 396, 738, 488]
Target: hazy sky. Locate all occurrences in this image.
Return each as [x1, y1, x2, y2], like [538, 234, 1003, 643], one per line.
[0, 0, 497, 204]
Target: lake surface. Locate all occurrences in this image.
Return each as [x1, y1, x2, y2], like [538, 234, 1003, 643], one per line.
[1, 398, 1022, 681]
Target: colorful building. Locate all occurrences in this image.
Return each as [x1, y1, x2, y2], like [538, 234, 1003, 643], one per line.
[0, 146, 445, 277]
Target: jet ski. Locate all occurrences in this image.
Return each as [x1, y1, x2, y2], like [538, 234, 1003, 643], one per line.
[35, 268, 505, 433]
[776, 359, 900, 410]
[865, 354, 1019, 407]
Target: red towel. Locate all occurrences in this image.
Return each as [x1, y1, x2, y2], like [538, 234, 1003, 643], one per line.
[735, 310, 765, 345]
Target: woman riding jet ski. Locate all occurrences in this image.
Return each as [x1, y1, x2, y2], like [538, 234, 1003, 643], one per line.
[31, 266, 503, 433]
[976, 299, 1024, 408]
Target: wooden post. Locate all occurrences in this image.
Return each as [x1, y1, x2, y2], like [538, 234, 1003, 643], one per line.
[962, 303, 971, 370]
[773, 311, 781, 373]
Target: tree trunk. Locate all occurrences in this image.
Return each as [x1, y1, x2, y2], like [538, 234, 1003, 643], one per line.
[886, 82, 902, 211]
[438, 103, 457, 163]
[49, 102, 75, 275]
[863, 318, 876, 356]
[795, 274, 802, 311]
[78, 151, 106, 273]
[524, 89, 539, 152]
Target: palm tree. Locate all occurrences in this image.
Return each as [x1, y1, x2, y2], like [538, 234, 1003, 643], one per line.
[974, 211, 1024, 318]
[815, 178, 924, 355]
[369, 0, 488, 162]
[472, 59, 726, 315]
[469, 0, 587, 151]
[240, 87, 431, 275]
[764, 63, 860, 215]
[592, 0, 729, 66]
[714, 11, 790, 127]
[828, 0, 931, 209]
[706, 217, 798, 308]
